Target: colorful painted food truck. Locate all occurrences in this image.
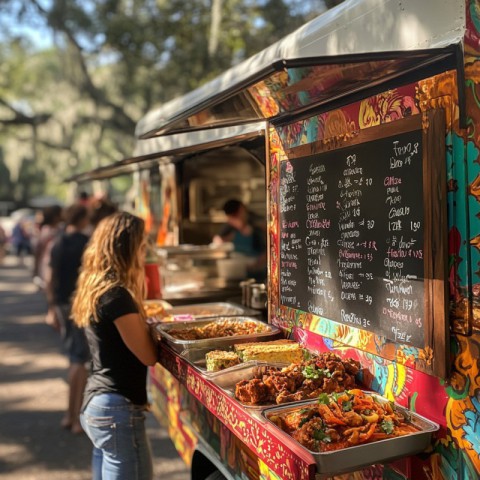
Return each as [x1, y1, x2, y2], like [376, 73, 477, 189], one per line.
[136, 0, 480, 479]
[68, 122, 268, 305]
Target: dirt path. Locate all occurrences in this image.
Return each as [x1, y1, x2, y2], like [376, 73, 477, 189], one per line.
[0, 255, 189, 479]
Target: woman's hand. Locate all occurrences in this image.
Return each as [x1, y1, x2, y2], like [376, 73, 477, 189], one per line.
[146, 318, 163, 344]
[45, 307, 60, 332]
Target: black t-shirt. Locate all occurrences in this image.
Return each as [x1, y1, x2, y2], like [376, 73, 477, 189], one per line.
[82, 286, 147, 410]
[50, 231, 89, 305]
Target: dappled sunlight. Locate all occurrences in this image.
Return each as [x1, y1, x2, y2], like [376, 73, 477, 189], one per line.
[0, 279, 38, 294]
[0, 378, 67, 411]
[0, 249, 188, 479]
[1, 344, 67, 370]
[0, 443, 35, 469]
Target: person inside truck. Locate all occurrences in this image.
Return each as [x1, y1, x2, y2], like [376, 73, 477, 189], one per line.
[213, 198, 267, 281]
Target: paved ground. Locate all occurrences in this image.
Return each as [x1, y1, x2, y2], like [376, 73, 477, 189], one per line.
[0, 255, 189, 480]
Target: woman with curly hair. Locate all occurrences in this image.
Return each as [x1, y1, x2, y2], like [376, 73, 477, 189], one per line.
[72, 212, 158, 480]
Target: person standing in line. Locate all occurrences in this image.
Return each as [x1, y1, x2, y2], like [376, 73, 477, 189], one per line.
[77, 191, 91, 207]
[46, 204, 91, 434]
[11, 219, 32, 264]
[33, 205, 63, 288]
[0, 224, 7, 264]
[72, 212, 158, 480]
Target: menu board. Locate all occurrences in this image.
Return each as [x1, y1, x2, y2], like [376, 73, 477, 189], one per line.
[279, 124, 427, 348]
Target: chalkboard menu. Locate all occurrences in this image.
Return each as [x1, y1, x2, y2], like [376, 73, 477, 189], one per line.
[279, 119, 429, 348]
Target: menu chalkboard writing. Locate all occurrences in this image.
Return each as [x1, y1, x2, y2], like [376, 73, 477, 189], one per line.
[279, 126, 426, 348]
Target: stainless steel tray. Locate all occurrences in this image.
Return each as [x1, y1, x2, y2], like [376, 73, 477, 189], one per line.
[156, 316, 282, 353]
[169, 302, 260, 320]
[143, 299, 173, 316]
[181, 346, 285, 379]
[180, 345, 237, 373]
[208, 362, 290, 410]
[262, 393, 439, 476]
[181, 346, 271, 378]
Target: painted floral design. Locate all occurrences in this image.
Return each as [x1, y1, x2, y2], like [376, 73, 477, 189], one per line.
[359, 91, 418, 128]
[264, 16, 480, 478]
[463, 394, 480, 455]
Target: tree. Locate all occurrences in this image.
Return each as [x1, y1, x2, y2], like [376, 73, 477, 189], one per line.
[0, 0, 336, 202]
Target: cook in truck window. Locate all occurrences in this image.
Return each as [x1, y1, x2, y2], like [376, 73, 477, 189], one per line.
[214, 198, 267, 281]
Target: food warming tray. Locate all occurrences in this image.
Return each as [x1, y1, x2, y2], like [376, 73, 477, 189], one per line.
[143, 299, 173, 314]
[262, 393, 439, 477]
[155, 316, 282, 353]
[169, 302, 261, 320]
[180, 346, 272, 378]
[208, 362, 290, 409]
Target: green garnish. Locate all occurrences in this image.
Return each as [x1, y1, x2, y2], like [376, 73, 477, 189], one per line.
[318, 393, 331, 405]
[302, 365, 320, 379]
[313, 429, 332, 443]
[299, 417, 310, 427]
[380, 419, 395, 434]
[342, 400, 353, 412]
[363, 409, 372, 415]
[303, 365, 332, 379]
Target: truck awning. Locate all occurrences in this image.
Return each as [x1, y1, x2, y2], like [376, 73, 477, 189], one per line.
[66, 122, 266, 183]
[135, 0, 465, 139]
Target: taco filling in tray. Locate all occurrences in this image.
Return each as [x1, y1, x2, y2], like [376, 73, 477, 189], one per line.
[234, 352, 360, 405]
[166, 319, 268, 340]
[268, 389, 419, 452]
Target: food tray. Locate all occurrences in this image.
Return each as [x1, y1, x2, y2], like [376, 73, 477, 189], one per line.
[143, 299, 174, 319]
[180, 345, 283, 380]
[262, 393, 439, 476]
[208, 362, 290, 410]
[181, 345, 237, 373]
[155, 316, 282, 353]
[169, 302, 261, 320]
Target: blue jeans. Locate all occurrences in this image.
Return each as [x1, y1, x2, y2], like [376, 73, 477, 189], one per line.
[80, 393, 153, 480]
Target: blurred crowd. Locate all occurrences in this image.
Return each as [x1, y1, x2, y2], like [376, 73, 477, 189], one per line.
[0, 192, 118, 434]
[0, 193, 117, 269]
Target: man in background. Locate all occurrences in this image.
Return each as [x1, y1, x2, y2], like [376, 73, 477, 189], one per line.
[46, 204, 90, 434]
[214, 199, 267, 281]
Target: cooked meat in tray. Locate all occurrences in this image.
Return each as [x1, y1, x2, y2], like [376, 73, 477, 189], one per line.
[262, 390, 439, 475]
[234, 352, 360, 405]
[156, 316, 282, 352]
[166, 318, 267, 340]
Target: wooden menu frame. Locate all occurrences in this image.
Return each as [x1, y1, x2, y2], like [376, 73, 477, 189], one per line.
[281, 110, 448, 378]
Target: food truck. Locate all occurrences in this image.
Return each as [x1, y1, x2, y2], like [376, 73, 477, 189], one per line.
[132, 0, 480, 479]
[68, 123, 268, 306]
